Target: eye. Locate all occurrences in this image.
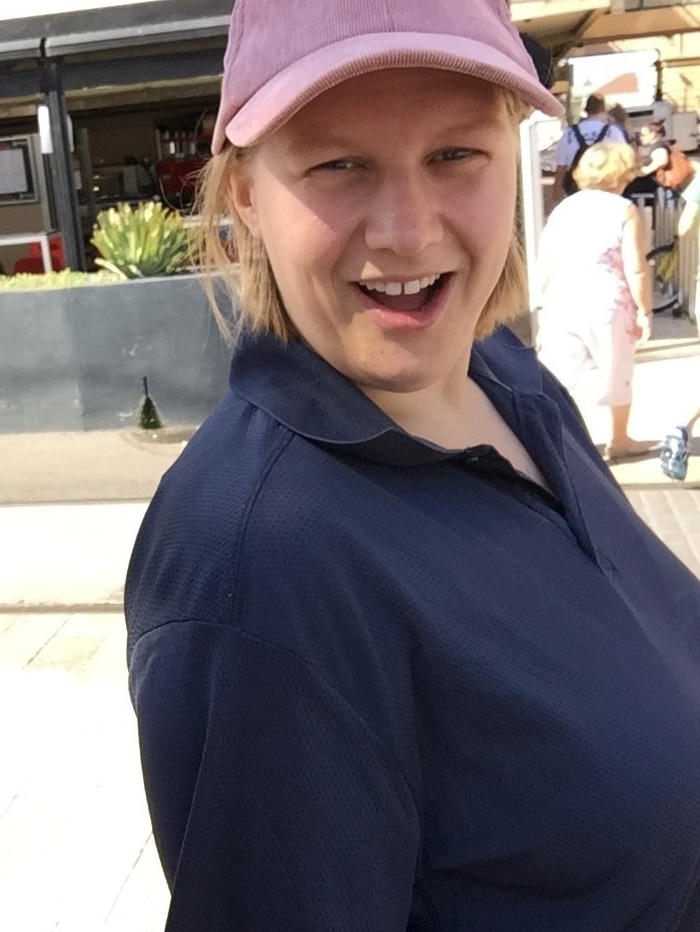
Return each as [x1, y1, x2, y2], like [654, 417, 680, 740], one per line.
[314, 158, 359, 172]
[432, 147, 484, 164]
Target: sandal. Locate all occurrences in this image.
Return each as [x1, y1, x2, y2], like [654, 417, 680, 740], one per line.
[605, 440, 659, 462]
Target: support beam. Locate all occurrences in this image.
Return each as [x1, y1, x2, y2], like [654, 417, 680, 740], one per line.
[39, 55, 85, 271]
[0, 46, 225, 101]
[511, 0, 609, 20]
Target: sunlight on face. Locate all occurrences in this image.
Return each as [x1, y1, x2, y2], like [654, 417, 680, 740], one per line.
[232, 69, 518, 400]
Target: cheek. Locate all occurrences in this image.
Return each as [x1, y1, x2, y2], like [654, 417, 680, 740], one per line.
[454, 207, 512, 274]
[256, 190, 348, 308]
[463, 162, 517, 258]
[283, 208, 349, 276]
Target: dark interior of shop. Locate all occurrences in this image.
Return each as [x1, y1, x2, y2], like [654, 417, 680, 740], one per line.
[0, 0, 230, 272]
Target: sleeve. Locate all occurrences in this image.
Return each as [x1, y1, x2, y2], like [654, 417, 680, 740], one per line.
[610, 124, 629, 145]
[678, 198, 699, 236]
[128, 620, 420, 932]
[539, 365, 623, 491]
[679, 166, 700, 211]
[534, 217, 555, 303]
[555, 130, 569, 168]
[645, 144, 670, 174]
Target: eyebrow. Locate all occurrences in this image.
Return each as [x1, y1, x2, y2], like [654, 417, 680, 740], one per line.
[286, 117, 504, 156]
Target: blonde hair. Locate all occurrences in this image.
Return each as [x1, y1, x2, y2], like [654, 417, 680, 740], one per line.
[194, 88, 530, 344]
[573, 141, 638, 192]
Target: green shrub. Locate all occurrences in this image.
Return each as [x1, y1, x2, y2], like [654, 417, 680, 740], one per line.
[91, 201, 189, 279]
[0, 269, 119, 291]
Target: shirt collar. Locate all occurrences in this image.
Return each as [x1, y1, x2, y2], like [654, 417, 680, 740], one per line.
[228, 328, 545, 466]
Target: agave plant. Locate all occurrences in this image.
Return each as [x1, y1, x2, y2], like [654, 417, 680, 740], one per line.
[91, 201, 189, 279]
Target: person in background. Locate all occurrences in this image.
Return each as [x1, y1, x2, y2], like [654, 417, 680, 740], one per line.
[621, 125, 660, 203]
[674, 149, 700, 295]
[636, 121, 669, 175]
[125, 1, 700, 929]
[634, 121, 695, 211]
[536, 142, 656, 461]
[658, 152, 700, 479]
[551, 93, 627, 204]
[606, 104, 659, 205]
[608, 102, 633, 143]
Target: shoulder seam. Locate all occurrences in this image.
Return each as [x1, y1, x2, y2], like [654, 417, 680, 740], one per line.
[235, 623, 420, 824]
[228, 429, 296, 623]
[127, 426, 296, 658]
[133, 616, 422, 828]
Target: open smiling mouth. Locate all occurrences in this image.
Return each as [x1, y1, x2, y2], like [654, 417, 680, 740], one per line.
[357, 273, 450, 312]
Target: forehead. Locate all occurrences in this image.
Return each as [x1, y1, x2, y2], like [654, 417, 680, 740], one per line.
[271, 68, 509, 144]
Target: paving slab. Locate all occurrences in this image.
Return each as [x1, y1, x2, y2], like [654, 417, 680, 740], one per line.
[0, 502, 147, 611]
[0, 426, 191, 505]
[591, 351, 700, 489]
[625, 488, 700, 579]
[0, 613, 169, 932]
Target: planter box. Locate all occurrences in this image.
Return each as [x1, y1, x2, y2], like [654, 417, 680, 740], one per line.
[0, 274, 234, 433]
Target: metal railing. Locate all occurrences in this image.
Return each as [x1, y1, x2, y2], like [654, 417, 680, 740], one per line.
[633, 187, 698, 322]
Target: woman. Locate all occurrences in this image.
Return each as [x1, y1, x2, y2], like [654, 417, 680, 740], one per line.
[125, 2, 700, 930]
[536, 142, 655, 461]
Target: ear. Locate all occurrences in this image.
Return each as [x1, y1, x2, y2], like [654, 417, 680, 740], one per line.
[228, 162, 261, 238]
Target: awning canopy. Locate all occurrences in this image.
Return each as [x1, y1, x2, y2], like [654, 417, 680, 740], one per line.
[0, 0, 234, 116]
[512, 1, 700, 56]
[0, 0, 231, 63]
[3, 1, 700, 65]
[2, 0, 699, 116]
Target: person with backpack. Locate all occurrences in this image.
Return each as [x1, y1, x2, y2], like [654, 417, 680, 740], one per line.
[551, 93, 627, 204]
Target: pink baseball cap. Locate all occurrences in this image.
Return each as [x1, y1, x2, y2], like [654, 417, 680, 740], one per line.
[211, 0, 563, 153]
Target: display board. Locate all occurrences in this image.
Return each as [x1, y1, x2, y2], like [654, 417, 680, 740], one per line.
[0, 137, 37, 204]
[568, 49, 660, 113]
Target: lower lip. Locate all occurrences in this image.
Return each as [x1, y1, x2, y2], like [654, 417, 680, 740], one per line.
[355, 275, 453, 332]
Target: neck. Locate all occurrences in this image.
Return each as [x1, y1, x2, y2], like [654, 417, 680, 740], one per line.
[362, 355, 552, 492]
[361, 353, 476, 449]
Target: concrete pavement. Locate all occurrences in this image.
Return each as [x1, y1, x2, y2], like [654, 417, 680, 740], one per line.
[573, 314, 700, 488]
[0, 426, 190, 611]
[0, 611, 169, 932]
[0, 503, 148, 611]
[0, 424, 191, 505]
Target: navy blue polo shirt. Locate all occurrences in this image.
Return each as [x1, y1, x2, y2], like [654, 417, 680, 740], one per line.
[126, 327, 700, 932]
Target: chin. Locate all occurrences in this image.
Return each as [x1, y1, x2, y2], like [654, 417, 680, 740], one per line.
[354, 358, 439, 394]
[363, 332, 469, 387]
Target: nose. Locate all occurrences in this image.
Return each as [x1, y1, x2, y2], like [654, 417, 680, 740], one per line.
[363, 171, 444, 257]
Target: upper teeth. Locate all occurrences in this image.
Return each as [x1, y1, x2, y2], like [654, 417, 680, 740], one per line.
[362, 274, 441, 296]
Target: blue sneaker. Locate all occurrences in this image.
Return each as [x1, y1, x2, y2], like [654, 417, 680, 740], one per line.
[659, 426, 689, 481]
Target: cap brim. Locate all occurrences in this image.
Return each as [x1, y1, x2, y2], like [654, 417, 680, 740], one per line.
[212, 32, 564, 153]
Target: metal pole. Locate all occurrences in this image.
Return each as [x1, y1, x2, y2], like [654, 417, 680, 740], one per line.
[76, 126, 97, 231]
[519, 115, 545, 342]
[39, 55, 86, 271]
